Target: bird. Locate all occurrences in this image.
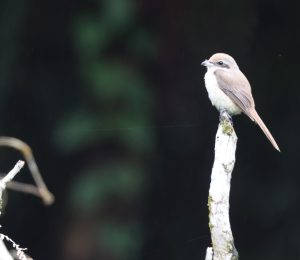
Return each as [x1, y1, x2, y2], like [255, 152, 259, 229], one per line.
[201, 53, 280, 152]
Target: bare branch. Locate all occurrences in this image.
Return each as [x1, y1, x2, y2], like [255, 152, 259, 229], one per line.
[0, 137, 54, 205]
[206, 112, 239, 260]
[0, 161, 25, 187]
[0, 161, 27, 260]
[6, 181, 43, 198]
[0, 161, 25, 200]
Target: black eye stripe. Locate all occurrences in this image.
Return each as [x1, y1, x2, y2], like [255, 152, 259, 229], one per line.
[216, 61, 229, 68]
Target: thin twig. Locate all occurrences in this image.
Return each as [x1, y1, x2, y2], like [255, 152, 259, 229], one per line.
[0, 161, 27, 260]
[0, 161, 25, 187]
[0, 137, 54, 205]
[6, 181, 42, 198]
[0, 161, 25, 200]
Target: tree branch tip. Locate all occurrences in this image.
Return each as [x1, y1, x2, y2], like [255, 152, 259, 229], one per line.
[41, 192, 55, 205]
[16, 160, 25, 168]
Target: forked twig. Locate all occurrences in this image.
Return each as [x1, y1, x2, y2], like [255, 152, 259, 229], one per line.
[0, 137, 54, 205]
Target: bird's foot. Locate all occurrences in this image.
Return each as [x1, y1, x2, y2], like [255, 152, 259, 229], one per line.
[219, 110, 233, 125]
[219, 110, 234, 135]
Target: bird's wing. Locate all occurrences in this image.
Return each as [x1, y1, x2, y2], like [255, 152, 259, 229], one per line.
[215, 69, 255, 120]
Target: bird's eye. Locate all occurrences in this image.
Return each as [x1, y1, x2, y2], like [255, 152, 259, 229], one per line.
[217, 61, 224, 66]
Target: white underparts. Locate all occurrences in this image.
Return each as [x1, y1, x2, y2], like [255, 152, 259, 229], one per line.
[204, 69, 242, 115]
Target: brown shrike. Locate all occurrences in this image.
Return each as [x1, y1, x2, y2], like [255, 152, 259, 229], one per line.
[201, 53, 280, 151]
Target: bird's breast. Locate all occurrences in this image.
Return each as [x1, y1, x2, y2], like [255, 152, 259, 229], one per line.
[204, 71, 242, 115]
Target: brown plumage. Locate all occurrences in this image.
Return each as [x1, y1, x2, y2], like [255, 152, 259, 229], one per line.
[202, 53, 280, 152]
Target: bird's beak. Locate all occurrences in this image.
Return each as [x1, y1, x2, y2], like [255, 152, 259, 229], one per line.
[201, 59, 212, 67]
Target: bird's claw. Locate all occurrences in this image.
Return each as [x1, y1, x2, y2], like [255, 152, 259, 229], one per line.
[219, 110, 233, 125]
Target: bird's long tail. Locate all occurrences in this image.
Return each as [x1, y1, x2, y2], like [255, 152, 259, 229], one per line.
[249, 109, 280, 152]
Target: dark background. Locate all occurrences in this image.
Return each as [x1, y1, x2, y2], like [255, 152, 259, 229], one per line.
[0, 0, 298, 259]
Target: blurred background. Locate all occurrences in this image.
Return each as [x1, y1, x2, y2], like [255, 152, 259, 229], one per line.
[0, 0, 298, 259]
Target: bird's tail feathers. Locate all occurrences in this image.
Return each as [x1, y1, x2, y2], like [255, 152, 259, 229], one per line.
[249, 109, 280, 152]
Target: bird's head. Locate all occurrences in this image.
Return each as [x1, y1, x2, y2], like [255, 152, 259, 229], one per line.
[201, 53, 239, 71]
